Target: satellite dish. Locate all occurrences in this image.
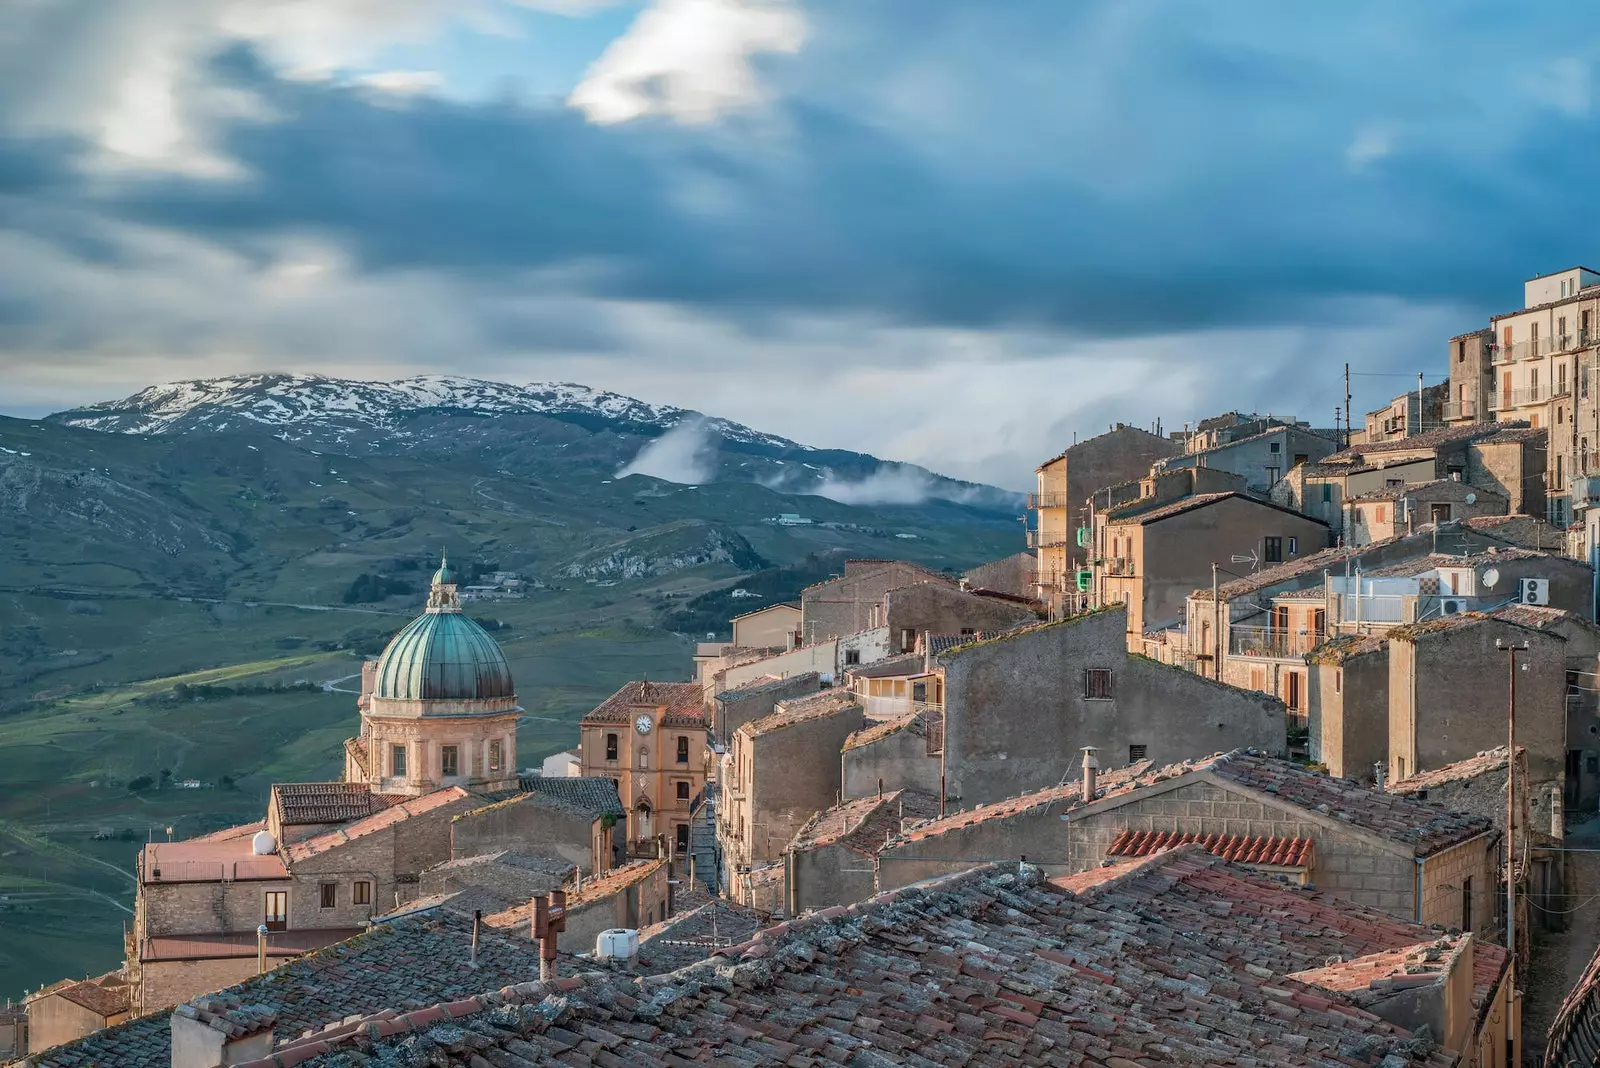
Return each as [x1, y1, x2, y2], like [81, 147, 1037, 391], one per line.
[1465, 492, 1477, 505]
[1482, 567, 1500, 589]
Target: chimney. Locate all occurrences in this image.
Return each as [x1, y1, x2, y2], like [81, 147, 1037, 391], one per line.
[1081, 747, 1099, 803]
[1373, 762, 1386, 791]
[170, 996, 277, 1068]
[533, 891, 567, 982]
[255, 925, 267, 975]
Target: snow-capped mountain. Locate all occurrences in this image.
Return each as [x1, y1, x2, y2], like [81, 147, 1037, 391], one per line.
[49, 374, 1017, 510]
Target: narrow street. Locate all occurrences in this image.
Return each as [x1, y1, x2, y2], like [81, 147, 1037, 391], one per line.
[1523, 816, 1600, 1062]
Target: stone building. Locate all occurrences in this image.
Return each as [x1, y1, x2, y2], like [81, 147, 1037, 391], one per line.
[1155, 423, 1337, 493]
[960, 550, 1036, 599]
[878, 582, 1037, 654]
[342, 557, 521, 795]
[483, 858, 673, 955]
[1387, 611, 1568, 789]
[728, 602, 801, 650]
[879, 749, 1497, 935]
[710, 672, 820, 747]
[1363, 382, 1447, 444]
[1344, 478, 1509, 546]
[1445, 328, 1494, 424]
[22, 974, 131, 1056]
[939, 605, 1286, 806]
[781, 789, 939, 913]
[1029, 423, 1181, 614]
[576, 680, 707, 853]
[840, 713, 942, 800]
[1304, 632, 1389, 780]
[1093, 489, 1329, 643]
[719, 691, 865, 874]
[798, 559, 953, 644]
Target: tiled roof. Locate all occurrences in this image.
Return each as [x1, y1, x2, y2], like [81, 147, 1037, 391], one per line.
[742, 862, 784, 887]
[1388, 607, 1565, 643]
[1473, 426, 1545, 445]
[629, 898, 766, 974]
[844, 652, 924, 678]
[189, 819, 265, 842]
[741, 690, 858, 737]
[271, 782, 379, 825]
[800, 559, 954, 594]
[425, 849, 576, 880]
[286, 786, 471, 863]
[714, 671, 819, 702]
[24, 911, 550, 1067]
[1106, 489, 1235, 523]
[582, 680, 705, 727]
[1304, 632, 1387, 665]
[1197, 537, 1401, 600]
[237, 851, 1470, 1068]
[518, 775, 625, 817]
[893, 760, 1155, 844]
[1206, 750, 1493, 856]
[1349, 477, 1508, 503]
[39, 973, 131, 1018]
[925, 631, 996, 654]
[1548, 936, 1600, 1066]
[482, 859, 666, 931]
[1388, 747, 1516, 795]
[1107, 828, 1313, 867]
[1491, 603, 1587, 632]
[142, 837, 289, 885]
[1174, 423, 1334, 460]
[1288, 936, 1468, 999]
[841, 713, 923, 751]
[1322, 422, 1505, 459]
[788, 790, 940, 856]
[729, 602, 800, 622]
[173, 994, 277, 1040]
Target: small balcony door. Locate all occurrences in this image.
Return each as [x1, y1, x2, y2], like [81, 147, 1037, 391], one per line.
[264, 890, 288, 932]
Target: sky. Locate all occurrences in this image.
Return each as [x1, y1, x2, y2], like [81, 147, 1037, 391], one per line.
[3, 2, 1600, 490]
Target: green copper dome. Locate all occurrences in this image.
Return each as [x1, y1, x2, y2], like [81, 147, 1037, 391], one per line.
[373, 611, 515, 701]
[430, 550, 456, 588]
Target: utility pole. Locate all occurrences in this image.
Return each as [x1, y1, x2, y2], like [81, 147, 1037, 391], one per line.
[1211, 563, 1221, 680]
[1345, 362, 1352, 449]
[1497, 635, 1527, 1052]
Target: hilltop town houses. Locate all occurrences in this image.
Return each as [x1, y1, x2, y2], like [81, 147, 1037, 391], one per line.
[33, 263, 1600, 1067]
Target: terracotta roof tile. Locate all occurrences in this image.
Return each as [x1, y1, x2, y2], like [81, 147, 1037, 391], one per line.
[841, 713, 924, 751]
[36, 973, 131, 1018]
[1387, 747, 1517, 794]
[231, 851, 1470, 1068]
[892, 760, 1155, 844]
[1548, 936, 1600, 1064]
[1107, 828, 1314, 867]
[481, 859, 666, 931]
[629, 898, 766, 974]
[286, 786, 471, 863]
[1304, 632, 1387, 665]
[714, 671, 820, 702]
[1350, 477, 1509, 504]
[788, 790, 940, 855]
[583, 680, 705, 727]
[271, 782, 380, 825]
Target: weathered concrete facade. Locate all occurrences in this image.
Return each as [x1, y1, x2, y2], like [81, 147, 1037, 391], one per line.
[448, 792, 605, 875]
[1305, 637, 1389, 781]
[711, 672, 820, 746]
[940, 607, 1286, 806]
[800, 561, 953, 644]
[841, 717, 942, 800]
[882, 583, 1036, 653]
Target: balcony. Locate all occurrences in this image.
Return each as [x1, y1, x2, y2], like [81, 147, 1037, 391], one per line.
[1572, 476, 1600, 511]
[1499, 335, 1580, 363]
[1229, 626, 1326, 660]
[1490, 385, 1548, 409]
[1441, 399, 1477, 420]
[1027, 492, 1071, 509]
[1106, 557, 1134, 577]
[1027, 530, 1069, 549]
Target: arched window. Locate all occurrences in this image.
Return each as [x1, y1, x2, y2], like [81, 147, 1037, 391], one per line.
[638, 746, 649, 770]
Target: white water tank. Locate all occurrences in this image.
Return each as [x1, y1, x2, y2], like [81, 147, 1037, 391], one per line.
[251, 830, 277, 856]
[595, 928, 639, 960]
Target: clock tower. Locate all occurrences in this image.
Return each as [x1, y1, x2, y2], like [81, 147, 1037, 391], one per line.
[577, 679, 708, 854]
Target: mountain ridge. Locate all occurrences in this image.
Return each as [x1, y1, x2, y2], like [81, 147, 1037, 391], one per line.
[49, 373, 1016, 509]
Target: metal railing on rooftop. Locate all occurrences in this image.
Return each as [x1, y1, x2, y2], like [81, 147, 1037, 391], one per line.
[1441, 400, 1477, 420]
[1228, 626, 1326, 660]
[1027, 492, 1072, 509]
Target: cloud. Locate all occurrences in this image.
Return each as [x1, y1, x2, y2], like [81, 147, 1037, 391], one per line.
[351, 70, 444, 95]
[568, 0, 806, 124]
[616, 417, 717, 483]
[1344, 124, 1396, 171]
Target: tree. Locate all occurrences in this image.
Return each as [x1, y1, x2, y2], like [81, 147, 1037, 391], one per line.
[127, 776, 153, 792]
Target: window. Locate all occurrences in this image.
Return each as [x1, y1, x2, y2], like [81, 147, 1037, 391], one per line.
[638, 746, 649, 770]
[391, 744, 407, 778]
[1462, 876, 1472, 932]
[1266, 466, 1279, 485]
[676, 823, 690, 853]
[1559, 405, 1566, 425]
[960, 627, 976, 636]
[264, 891, 288, 932]
[1269, 441, 1281, 454]
[676, 780, 690, 801]
[1287, 537, 1298, 556]
[1586, 309, 1593, 343]
[1431, 503, 1451, 523]
[605, 733, 619, 761]
[900, 628, 917, 653]
[1397, 756, 1406, 780]
[1083, 668, 1114, 700]
[488, 740, 503, 773]
[1457, 341, 1466, 363]
[320, 882, 337, 909]
[912, 681, 928, 702]
[1533, 321, 1540, 342]
[1321, 483, 1332, 504]
[843, 648, 861, 666]
[676, 736, 690, 765]
[1531, 412, 1540, 429]
[1128, 744, 1148, 763]
[1589, 756, 1599, 775]
[1263, 537, 1283, 564]
[440, 746, 459, 778]
[353, 880, 371, 906]
[1561, 315, 1569, 342]
[1376, 504, 1388, 524]
[1284, 671, 1302, 711]
[1503, 325, 1513, 348]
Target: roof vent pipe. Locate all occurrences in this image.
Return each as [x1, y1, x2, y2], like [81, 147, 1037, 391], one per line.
[1081, 747, 1099, 804]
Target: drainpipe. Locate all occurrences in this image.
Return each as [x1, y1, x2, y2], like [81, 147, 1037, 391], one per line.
[1413, 856, 1425, 924]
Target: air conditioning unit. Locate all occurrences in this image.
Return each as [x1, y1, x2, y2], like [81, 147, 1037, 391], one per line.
[1521, 578, 1551, 606]
[1439, 598, 1469, 616]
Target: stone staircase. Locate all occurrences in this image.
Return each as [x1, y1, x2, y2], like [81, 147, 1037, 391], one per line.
[689, 782, 722, 894]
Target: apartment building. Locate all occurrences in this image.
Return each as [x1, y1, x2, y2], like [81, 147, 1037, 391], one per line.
[1029, 424, 1180, 614]
[1155, 422, 1337, 493]
[1363, 382, 1447, 444]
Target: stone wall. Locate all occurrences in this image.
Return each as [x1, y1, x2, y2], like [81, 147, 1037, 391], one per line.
[744, 705, 866, 867]
[1307, 650, 1388, 782]
[877, 800, 1075, 893]
[1417, 836, 1496, 933]
[449, 794, 597, 873]
[140, 878, 293, 939]
[26, 997, 115, 1056]
[140, 958, 261, 1016]
[963, 552, 1036, 598]
[801, 564, 950, 644]
[560, 861, 670, 954]
[713, 674, 820, 747]
[1468, 436, 1546, 515]
[941, 607, 1286, 806]
[789, 843, 877, 913]
[841, 726, 942, 800]
[882, 584, 1036, 650]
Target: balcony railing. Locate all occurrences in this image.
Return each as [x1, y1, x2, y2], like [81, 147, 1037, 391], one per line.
[1027, 492, 1071, 509]
[1026, 530, 1069, 549]
[1229, 626, 1327, 660]
[1106, 557, 1133, 576]
[1499, 335, 1580, 363]
[1441, 400, 1477, 420]
[1489, 385, 1548, 409]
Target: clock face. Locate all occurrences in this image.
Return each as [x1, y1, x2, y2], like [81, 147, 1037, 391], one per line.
[635, 714, 653, 735]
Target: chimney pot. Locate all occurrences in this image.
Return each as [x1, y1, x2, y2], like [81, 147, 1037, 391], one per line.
[1081, 746, 1100, 804]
